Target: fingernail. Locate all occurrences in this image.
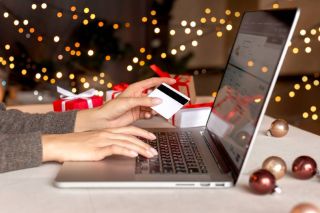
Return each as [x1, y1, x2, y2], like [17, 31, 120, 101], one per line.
[149, 148, 158, 155]
[152, 98, 162, 105]
[145, 112, 151, 119]
[146, 150, 154, 157]
[130, 151, 138, 157]
[149, 133, 156, 140]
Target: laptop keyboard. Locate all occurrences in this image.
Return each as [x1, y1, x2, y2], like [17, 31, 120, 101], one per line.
[135, 131, 208, 174]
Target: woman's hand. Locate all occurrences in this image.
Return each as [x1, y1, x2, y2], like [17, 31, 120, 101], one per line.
[42, 126, 158, 163]
[74, 77, 175, 132]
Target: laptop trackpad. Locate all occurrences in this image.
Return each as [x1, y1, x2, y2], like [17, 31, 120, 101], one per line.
[56, 156, 135, 182]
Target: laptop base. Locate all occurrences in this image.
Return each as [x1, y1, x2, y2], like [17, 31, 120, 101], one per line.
[55, 128, 234, 188]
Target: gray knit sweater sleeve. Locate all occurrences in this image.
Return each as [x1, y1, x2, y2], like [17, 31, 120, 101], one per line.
[0, 133, 43, 172]
[0, 103, 77, 173]
[0, 104, 76, 134]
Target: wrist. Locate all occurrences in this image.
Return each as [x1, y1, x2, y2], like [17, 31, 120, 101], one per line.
[74, 107, 104, 132]
[41, 135, 61, 162]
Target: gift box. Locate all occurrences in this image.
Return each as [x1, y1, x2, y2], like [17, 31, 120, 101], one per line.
[106, 90, 121, 101]
[106, 82, 129, 101]
[174, 75, 196, 105]
[150, 65, 196, 104]
[171, 107, 212, 128]
[53, 87, 103, 112]
[169, 99, 214, 128]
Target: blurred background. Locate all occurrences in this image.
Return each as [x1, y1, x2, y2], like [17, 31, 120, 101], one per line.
[0, 0, 319, 135]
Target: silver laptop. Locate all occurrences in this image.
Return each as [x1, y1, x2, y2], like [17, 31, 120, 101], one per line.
[55, 9, 299, 188]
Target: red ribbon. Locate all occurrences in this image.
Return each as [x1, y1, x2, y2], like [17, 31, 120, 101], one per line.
[150, 64, 191, 88]
[150, 64, 171, 78]
[113, 82, 129, 92]
[150, 64, 192, 103]
[108, 83, 129, 99]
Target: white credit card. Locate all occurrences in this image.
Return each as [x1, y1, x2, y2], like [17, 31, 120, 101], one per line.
[148, 83, 190, 119]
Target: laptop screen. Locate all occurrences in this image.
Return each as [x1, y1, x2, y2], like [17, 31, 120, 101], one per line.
[206, 10, 297, 174]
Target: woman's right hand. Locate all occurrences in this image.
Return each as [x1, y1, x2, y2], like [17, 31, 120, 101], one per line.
[41, 126, 158, 163]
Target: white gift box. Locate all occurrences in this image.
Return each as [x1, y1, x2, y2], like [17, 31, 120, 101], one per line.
[171, 107, 212, 128]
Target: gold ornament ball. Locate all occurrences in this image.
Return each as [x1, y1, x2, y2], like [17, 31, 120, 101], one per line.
[268, 119, 289, 137]
[262, 156, 287, 180]
[290, 203, 320, 213]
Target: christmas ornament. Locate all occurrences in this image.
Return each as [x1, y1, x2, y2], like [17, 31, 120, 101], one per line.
[262, 156, 287, 180]
[249, 169, 281, 195]
[292, 156, 317, 180]
[290, 202, 320, 213]
[267, 119, 289, 137]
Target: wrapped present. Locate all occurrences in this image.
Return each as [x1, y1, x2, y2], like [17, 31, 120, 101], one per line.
[150, 64, 196, 104]
[170, 102, 213, 128]
[53, 87, 103, 112]
[106, 82, 129, 101]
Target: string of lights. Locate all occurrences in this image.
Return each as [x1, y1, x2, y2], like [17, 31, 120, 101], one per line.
[126, 8, 241, 73]
[0, 1, 318, 123]
[269, 1, 319, 121]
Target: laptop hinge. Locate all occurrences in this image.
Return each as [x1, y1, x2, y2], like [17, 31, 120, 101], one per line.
[201, 130, 238, 179]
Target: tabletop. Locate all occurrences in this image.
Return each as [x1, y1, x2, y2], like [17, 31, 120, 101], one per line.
[0, 116, 319, 213]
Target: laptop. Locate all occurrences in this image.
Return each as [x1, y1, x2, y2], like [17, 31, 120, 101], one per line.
[55, 9, 300, 188]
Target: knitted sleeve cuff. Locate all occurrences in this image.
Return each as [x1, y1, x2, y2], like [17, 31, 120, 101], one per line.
[41, 110, 77, 134]
[0, 132, 42, 173]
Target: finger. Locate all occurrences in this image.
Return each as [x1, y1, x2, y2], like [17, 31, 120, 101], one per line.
[140, 107, 152, 112]
[141, 107, 158, 116]
[105, 97, 162, 120]
[140, 106, 153, 111]
[98, 145, 139, 158]
[107, 132, 156, 154]
[138, 108, 153, 120]
[111, 133, 158, 154]
[141, 108, 157, 115]
[109, 139, 156, 158]
[107, 126, 156, 140]
[144, 112, 152, 119]
[125, 96, 162, 109]
[130, 77, 176, 91]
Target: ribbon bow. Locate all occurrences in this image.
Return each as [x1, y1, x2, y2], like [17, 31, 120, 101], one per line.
[57, 86, 96, 112]
[150, 64, 191, 88]
[150, 64, 171, 78]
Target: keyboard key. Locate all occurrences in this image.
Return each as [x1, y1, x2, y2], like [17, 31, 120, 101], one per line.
[135, 131, 208, 175]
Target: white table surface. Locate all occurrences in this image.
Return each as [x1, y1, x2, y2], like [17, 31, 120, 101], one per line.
[0, 116, 319, 213]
